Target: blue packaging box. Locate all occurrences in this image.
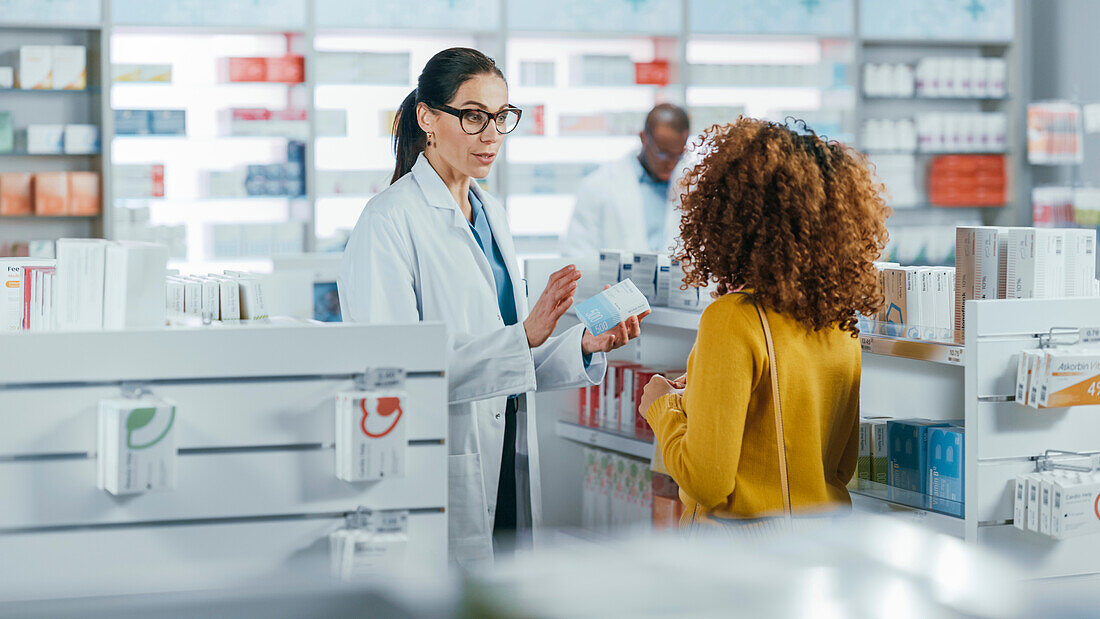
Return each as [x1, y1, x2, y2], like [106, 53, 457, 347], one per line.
[887, 419, 951, 494]
[150, 110, 186, 135]
[114, 109, 151, 135]
[928, 426, 964, 502]
[286, 140, 305, 164]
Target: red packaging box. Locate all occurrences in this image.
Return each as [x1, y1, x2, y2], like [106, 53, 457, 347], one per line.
[577, 387, 588, 425]
[232, 108, 271, 121]
[634, 60, 671, 86]
[270, 108, 307, 121]
[588, 384, 600, 427]
[0, 172, 33, 216]
[68, 171, 100, 215]
[265, 55, 305, 83]
[226, 57, 267, 82]
[605, 361, 642, 430]
[33, 172, 68, 216]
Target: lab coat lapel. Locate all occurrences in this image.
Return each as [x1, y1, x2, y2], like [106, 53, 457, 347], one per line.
[411, 154, 497, 297]
[475, 184, 526, 315]
[618, 153, 649, 250]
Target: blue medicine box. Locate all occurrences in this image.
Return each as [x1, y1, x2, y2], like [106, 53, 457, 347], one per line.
[928, 426, 965, 502]
[887, 419, 951, 494]
[150, 110, 186, 135]
[114, 109, 151, 135]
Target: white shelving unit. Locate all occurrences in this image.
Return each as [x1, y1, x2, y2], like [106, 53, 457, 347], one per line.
[2, 0, 1030, 263]
[0, 11, 108, 248]
[0, 321, 449, 600]
[533, 256, 1100, 578]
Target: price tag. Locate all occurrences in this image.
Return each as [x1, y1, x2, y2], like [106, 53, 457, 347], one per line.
[860, 335, 873, 353]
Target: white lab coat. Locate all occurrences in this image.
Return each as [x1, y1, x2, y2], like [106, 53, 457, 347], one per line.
[338, 154, 606, 567]
[560, 152, 650, 257]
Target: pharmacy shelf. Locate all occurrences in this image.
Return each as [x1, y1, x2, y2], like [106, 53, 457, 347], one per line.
[0, 215, 99, 221]
[863, 150, 1009, 156]
[849, 479, 963, 518]
[858, 332, 965, 366]
[0, 87, 100, 94]
[111, 25, 305, 35]
[860, 39, 1012, 48]
[555, 420, 654, 460]
[862, 96, 1009, 102]
[0, 151, 101, 157]
[0, 22, 103, 31]
[850, 493, 966, 539]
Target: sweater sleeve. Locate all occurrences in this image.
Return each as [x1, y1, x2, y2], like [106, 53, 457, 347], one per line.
[835, 355, 862, 484]
[645, 303, 760, 510]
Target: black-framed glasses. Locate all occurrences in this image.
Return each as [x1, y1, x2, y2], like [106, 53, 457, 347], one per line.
[429, 103, 522, 135]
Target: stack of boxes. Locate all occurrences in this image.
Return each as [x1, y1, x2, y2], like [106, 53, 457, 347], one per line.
[114, 109, 187, 136]
[220, 55, 305, 84]
[576, 363, 682, 441]
[852, 416, 965, 514]
[580, 448, 655, 533]
[1015, 466, 1100, 540]
[955, 226, 1098, 343]
[8, 45, 87, 90]
[0, 172, 100, 217]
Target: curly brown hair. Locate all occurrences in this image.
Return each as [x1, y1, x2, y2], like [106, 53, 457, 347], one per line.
[673, 117, 891, 336]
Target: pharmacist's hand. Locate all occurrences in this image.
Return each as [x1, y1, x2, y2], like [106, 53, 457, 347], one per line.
[524, 265, 581, 348]
[639, 375, 679, 419]
[670, 373, 687, 389]
[581, 310, 649, 355]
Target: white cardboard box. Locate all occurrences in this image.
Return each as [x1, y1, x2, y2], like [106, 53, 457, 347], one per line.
[18, 45, 51, 89]
[98, 398, 177, 495]
[51, 45, 86, 90]
[955, 227, 1005, 342]
[1064, 228, 1097, 297]
[63, 124, 100, 154]
[27, 124, 65, 154]
[102, 241, 168, 330]
[55, 239, 108, 330]
[1006, 228, 1066, 299]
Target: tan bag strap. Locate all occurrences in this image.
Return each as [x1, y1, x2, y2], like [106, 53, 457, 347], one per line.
[749, 294, 792, 517]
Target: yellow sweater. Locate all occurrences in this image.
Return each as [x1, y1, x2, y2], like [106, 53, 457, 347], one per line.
[646, 293, 861, 525]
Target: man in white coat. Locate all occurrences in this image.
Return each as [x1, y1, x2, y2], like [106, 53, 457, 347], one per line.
[560, 104, 691, 257]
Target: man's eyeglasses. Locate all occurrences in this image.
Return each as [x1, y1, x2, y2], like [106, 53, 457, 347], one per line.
[644, 131, 685, 163]
[429, 103, 523, 135]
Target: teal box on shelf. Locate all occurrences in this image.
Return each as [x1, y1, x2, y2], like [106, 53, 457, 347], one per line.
[114, 109, 151, 135]
[928, 426, 965, 502]
[887, 419, 951, 494]
[0, 112, 12, 153]
[150, 110, 186, 135]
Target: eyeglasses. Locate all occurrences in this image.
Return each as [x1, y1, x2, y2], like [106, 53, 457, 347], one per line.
[429, 103, 523, 135]
[644, 131, 685, 163]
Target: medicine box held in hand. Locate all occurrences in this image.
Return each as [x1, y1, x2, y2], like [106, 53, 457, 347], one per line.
[575, 279, 650, 336]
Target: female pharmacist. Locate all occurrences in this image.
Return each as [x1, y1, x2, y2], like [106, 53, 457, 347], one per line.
[338, 48, 644, 565]
[639, 118, 890, 532]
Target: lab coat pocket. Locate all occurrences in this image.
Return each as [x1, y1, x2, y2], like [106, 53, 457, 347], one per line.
[448, 452, 494, 568]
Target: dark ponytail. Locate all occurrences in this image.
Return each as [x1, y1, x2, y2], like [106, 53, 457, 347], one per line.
[390, 47, 505, 184]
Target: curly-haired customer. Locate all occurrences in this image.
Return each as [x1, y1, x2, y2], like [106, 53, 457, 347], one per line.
[638, 117, 891, 531]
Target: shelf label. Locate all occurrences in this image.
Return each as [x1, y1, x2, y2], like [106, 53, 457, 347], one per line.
[860, 335, 873, 353]
[947, 347, 964, 364]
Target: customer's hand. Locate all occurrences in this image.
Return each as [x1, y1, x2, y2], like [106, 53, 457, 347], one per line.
[524, 265, 581, 348]
[581, 311, 649, 355]
[669, 373, 687, 389]
[638, 375, 681, 419]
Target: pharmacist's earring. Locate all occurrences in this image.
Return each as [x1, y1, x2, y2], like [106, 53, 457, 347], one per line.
[426, 131, 435, 148]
